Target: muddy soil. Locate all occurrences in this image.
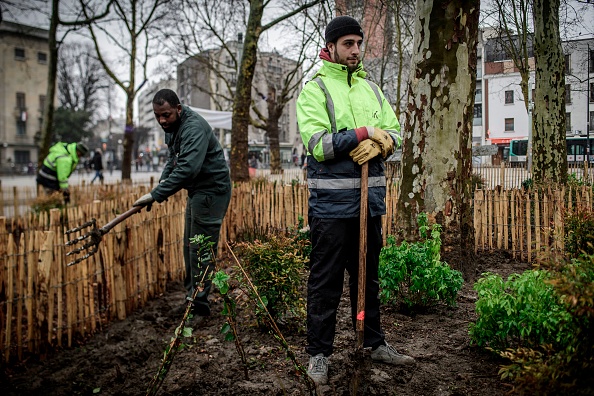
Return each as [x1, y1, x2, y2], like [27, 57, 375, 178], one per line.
[0, 251, 530, 396]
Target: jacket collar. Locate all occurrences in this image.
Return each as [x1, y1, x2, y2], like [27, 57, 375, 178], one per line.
[315, 59, 367, 81]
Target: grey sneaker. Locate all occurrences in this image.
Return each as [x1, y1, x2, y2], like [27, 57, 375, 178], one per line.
[370, 343, 414, 365]
[307, 353, 329, 385]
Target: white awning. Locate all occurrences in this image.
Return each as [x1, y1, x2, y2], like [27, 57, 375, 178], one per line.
[189, 107, 232, 130]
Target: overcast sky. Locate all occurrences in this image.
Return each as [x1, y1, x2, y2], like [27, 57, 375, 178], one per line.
[2, 0, 593, 121]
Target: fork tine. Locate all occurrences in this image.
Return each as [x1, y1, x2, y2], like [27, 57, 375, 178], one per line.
[65, 219, 97, 235]
[65, 233, 93, 247]
[67, 246, 98, 266]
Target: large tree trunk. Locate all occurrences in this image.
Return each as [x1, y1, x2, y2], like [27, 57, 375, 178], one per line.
[122, 92, 135, 180]
[396, 0, 480, 280]
[531, 0, 567, 184]
[39, 0, 60, 168]
[267, 105, 282, 174]
[230, 0, 264, 182]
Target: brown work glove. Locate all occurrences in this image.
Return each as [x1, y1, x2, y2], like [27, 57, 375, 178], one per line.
[367, 127, 395, 158]
[349, 139, 381, 165]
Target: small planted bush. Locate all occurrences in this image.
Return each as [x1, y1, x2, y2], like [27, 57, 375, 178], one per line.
[469, 270, 573, 350]
[378, 213, 464, 310]
[473, 255, 594, 395]
[565, 207, 594, 258]
[236, 234, 308, 328]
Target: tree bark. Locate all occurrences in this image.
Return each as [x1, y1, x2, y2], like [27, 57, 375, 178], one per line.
[267, 101, 282, 174]
[531, 0, 567, 184]
[38, 0, 60, 169]
[230, 0, 264, 182]
[397, 0, 480, 280]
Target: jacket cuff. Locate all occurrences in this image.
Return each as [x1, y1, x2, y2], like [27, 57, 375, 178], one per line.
[354, 127, 368, 142]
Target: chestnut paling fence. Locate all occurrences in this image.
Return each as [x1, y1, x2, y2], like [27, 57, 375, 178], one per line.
[1, 180, 593, 364]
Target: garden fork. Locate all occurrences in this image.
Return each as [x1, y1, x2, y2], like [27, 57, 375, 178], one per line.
[64, 206, 143, 266]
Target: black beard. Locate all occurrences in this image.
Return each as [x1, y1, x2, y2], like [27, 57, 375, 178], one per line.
[162, 113, 182, 133]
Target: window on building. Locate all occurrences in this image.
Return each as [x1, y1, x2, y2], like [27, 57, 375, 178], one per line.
[505, 90, 514, 104]
[566, 112, 571, 132]
[17, 92, 26, 109]
[14, 150, 30, 165]
[566, 84, 571, 104]
[505, 118, 514, 132]
[37, 52, 47, 64]
[473, 104, 482, 126]
[590, 49, 594, 73]
[39, 95, 46, 131]
[16, 92, 26, 136]
[14, 47, 25, 60]
[475, 88, 482, 103]
[565, 54, 571, 73]
[39, 95, 46, 112]
[590, 111, 594, 132]
[590, 83, 594, 102]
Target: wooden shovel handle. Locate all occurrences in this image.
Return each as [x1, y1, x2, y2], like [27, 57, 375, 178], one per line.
[356, 162, 368, 349]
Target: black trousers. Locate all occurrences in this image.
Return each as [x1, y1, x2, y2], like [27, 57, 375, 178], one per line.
[183, 190, 231, 310]
[306, 216, 385, 357]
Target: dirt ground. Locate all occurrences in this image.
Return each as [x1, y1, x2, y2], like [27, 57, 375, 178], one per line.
[0, 251, 530, 396]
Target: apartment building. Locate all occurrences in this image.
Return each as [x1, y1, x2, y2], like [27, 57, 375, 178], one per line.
[0, 21, 50, 173]
[177, 38, 301, 165]
[483, 34, 594, 156]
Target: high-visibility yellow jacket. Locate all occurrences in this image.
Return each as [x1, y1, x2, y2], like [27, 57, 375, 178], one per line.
[36, 142, 80, 191]
[297, 60, 401, 218]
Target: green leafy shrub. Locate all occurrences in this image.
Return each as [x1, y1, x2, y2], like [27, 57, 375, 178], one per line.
[566, 172, 591, 187]
[470, 269, 573, 350]
[236, 234, 307, 328]
[378, 213, 463, 310]
[495, 256, 594, 394]
[470, 173, 484, 190]
[521, 178, 533, 190]
[564, 207, 594, 258]
[286, 215, 311, 259]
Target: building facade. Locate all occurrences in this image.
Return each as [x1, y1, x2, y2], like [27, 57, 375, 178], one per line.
[0, 21, 50, 174]
[483, 35, 594, 160]
[176, 39, 301, 167]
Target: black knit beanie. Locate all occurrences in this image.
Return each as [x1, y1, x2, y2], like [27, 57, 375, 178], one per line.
[324, 16, 364, 44]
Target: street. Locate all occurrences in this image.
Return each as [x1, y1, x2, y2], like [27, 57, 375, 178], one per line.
[0, 169, 164, 190]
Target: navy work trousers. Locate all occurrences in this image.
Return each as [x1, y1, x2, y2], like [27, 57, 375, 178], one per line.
[306, 216, 385, 357]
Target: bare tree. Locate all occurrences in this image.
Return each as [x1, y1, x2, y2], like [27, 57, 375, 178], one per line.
[397, 0, 480, 280]
[531, 0, 568, 183]
[57, 42, 109, 115]
[164, 0, 324, 179]
[481, 0, 533, 112]
[1, 0, 114, 168]
[80, 0, 168, 180]
[249, 10, 328, 173]
[337, 0, 416, 118]
[229, 0, 323, 182]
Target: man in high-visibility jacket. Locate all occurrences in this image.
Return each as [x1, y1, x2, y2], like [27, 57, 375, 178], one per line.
[37, 142, 89, 203]
[297, 15, 414, 386]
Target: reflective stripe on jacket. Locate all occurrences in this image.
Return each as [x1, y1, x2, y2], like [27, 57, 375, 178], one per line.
[297, 60, 401, 218]
[37, 142, 80, 190]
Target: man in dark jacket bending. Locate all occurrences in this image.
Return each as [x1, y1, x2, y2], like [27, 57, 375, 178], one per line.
[133, 89, 231, 318]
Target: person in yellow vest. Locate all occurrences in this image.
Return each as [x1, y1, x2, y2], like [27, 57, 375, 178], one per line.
[297, 16, 413, 386]
[36, 141, 89, 203]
